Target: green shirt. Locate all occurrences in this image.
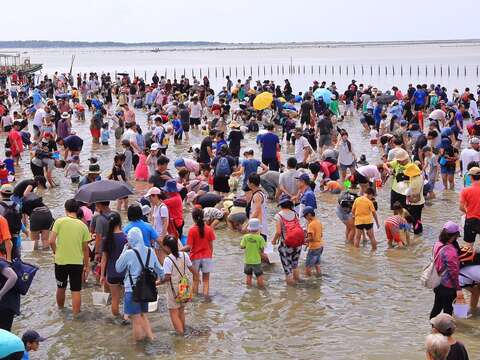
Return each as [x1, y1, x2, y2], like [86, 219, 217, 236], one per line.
[240, 234, 265, 265]
[53, 216, 90, 265]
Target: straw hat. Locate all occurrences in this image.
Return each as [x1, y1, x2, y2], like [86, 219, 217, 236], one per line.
[394, 149, 410, 162]
[229, 120, 240, 128]
[404, 163, 421, 177]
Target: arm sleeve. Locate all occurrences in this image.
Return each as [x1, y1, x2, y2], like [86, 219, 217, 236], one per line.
[0, 266, 17, 298]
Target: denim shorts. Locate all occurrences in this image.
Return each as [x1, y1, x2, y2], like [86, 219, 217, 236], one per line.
[440, 165, 455, 175]
[124, 291, 148, 315]
[192, 258, 214, 274]
[306, 247, 323, 267]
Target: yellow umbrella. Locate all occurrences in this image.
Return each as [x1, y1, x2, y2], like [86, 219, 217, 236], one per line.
[253, 92, 273, 110]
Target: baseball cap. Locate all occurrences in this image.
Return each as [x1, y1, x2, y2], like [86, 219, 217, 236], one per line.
[247, 218, 261, 231]
[278, 194, 293, 206]
[468, 166, 480, 176]
[302, 206, 315, 217]
[22, 330, 46, 343]
[243, 147, 254, 155]
[400, 120, 408, 126]
[442, 221, 461, 235]
[150, 143, 160, 151]
[142, 205, 151, 216]
[174, 158, 186, 168]
[295, 173, 311, 183]
[145, 187, 161, 197]
[430, 314, 456, 336]
[0, 184, 13, 195]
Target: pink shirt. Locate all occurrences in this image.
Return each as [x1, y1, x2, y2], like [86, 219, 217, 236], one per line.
[184, 158, 200, 174]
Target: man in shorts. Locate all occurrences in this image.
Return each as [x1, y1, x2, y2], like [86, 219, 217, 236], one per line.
[49, 199, 90, 315]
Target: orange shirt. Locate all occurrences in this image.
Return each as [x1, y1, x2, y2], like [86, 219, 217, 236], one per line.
[460, 182, 480, 219]
[0, 215, 11, 242]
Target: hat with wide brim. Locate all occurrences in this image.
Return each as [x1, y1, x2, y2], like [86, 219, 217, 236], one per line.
[394, 149, 410, 162]
[404, 163, 421, 177]
[229, 120, 240, 128]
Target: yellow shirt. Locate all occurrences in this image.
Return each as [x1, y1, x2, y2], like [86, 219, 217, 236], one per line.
[307, 218, 324, 250]
[352, 196, 375, 226]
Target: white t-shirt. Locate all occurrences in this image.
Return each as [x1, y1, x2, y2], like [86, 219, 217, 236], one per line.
[33, 108, 47, 127]
[189, 103, 203, 118]
[122, 129, 137, 144]
[429, 109, 446, 122]
[163, 252, 192, 275]
[294, 136, 312, 163]
[152, 204, 169, 235]
[460, 148, 480, 173]
[357, 165, 381, 181]
[459, 265, 480, 287]
[369, 128, 378, 141]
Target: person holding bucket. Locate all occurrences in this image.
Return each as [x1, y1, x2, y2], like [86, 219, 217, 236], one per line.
[429, 221, 465, 319]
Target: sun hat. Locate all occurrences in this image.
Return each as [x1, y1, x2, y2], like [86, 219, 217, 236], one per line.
[61, 112, 70, 119]
[403, 163, 421, 177]
[468, 166, 480, 176]
[470, 137, 480, 145]
[141, 205, 151, 216]
[430, 314, 456, 336]
[394, 149, 410, 162]
[145, 187, 161, 197]
[443, 221, 461, 235]
[0, 184, 13, 195]
[302, 206, 315, 217]
[174, 158, 186, 168]
[161, 179, 179, 193]
[228, 120, 240, 128]
[247, 218, 261, 232]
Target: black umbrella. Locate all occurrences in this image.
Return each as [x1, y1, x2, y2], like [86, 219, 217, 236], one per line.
[376, 94, 396, 105]
[74, 180, 133, 203]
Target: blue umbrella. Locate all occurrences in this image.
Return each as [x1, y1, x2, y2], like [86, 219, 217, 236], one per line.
[313, 88, 333, 104]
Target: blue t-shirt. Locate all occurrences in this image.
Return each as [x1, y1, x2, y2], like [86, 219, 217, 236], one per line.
[4, 158, 14, 174]
[0, 329, 25, 358]
[123, 220, 159, 247]
[413, 89, 426, 106]
[301, 189, 317, 209]
[172, 119, 183, 134]
[63, 135, 84, 151]
[260, 132, 279, 159]
[242, 158, 261, 187]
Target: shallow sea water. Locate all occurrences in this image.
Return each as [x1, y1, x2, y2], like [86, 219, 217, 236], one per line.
[6, 44, 480, 359]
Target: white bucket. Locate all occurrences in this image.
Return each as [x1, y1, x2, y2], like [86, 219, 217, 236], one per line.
[453, 302, 470, 319]
[264, 242, 280, 264]
[92, 292, 110, 306]
[148, 296, 159, 313]
[21, 241, 35, 252]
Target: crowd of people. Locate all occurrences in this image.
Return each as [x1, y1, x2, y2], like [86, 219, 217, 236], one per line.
[0, 69, 479, 358]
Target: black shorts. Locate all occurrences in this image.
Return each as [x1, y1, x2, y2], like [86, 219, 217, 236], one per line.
[464, 218, 480, 243]
[107, 276, 124, 285]
[414, 104, 424, 111]
[190, 117, 201, 126]
[356, 223, 373, 230]
[30, 207, 54, 231]
[174, 132, 183, 140]
[213, 176, 230, 193]
[244, 264, 263, 277]
[300, 116, 310, 125]
[182, 122, 190, 132]
[55, 264, 83, 291]
[354, 170, 369, 184]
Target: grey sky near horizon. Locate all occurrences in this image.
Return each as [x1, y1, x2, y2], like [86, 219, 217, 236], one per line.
[3, 0, 478, 43]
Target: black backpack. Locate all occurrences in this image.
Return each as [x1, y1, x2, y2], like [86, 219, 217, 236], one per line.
[0, 201, 22, 235]
[128, 248, 158, 303]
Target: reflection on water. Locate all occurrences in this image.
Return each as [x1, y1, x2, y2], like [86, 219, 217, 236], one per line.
[10, 84, 480, 360]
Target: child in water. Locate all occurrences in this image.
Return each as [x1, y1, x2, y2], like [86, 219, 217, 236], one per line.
[65, 155, 82, 183]
[134, 149, 149, 181]
[240, 218, 266, 287]
[384, 202, 414, 248]
[101, 122, 110, 145]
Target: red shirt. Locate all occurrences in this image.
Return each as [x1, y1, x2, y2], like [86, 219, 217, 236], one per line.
[187, 224, 215, 260]
[8, 129, 24, 157]
[163, 193, 183, 226]
[460, 182, 480, 219]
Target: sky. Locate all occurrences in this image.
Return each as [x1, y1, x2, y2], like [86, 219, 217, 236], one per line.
[2, 0, 478, 43]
